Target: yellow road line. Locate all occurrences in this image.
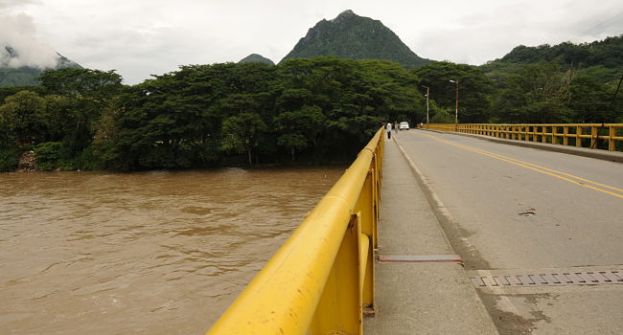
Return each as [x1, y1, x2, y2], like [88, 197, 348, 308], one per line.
[419, 133, 623, 200]
[446, 138, 623, 194]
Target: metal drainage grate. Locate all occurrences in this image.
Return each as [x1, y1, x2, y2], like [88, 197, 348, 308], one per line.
[471, 270, 623, 288]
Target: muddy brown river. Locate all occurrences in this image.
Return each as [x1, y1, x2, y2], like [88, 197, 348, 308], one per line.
[0, 168, 342, 334]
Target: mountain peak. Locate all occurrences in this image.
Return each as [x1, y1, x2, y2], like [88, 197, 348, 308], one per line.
[1, 44, 81, 86]
[4, 46, 18, 58]
[282, 11, 430, 67]
[334, 9, 357, 21]
[339, 9, 355, 16]
[239, 53, 275, 65]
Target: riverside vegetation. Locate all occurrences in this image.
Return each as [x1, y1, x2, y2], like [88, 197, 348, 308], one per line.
[0, 59, 425, 171]
[1, 11, 622, 172]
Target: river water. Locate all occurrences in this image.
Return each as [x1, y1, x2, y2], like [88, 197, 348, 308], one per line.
[0, 168, 342, 334]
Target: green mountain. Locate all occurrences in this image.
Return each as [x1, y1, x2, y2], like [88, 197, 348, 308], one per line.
[474, 34, 623, 124]
[482, 35, 623, 84]
[0, 46, 81, 87]
[239, 53, 275, 65]
[494, 35, 623, 68]
[282, 10, 430, 67]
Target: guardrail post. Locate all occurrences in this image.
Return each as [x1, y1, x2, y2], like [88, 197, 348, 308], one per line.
[362, 139, 381, 319]
[576, 126, 582, 147]
[563, 126, 569, 146]
[310, 214, 362, 335]
[552, 126, 557, 144]
[522, 126, 527, 141]
[609, 126, 616, 151]
[311, 158, 378, 334]
[360, 170, 376, 315]
[591, 126, 598, 148]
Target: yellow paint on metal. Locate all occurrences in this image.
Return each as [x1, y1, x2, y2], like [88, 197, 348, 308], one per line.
[423, 123, 623, 152]
[359, 233, 370, 290]
[206, 129, 384, 335]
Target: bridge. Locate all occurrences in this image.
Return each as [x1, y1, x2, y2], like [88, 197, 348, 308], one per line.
[207, 124, 623, 334]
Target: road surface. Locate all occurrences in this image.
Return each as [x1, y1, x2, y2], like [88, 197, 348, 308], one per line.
[395, 129, 623, 335]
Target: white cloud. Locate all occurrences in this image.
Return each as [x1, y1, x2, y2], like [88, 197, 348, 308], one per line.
[0, 0, 39, 9]
[0, 12, 59, 68]
[6, 0, 622, 83]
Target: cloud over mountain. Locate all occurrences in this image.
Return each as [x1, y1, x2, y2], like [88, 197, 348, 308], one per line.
[0, 12, 60, 69]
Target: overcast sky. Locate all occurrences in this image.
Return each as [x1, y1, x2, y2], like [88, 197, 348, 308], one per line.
[1, 0, 622, 84]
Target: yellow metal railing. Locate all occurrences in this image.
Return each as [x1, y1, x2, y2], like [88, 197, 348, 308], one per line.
[423, 123, 623, 152]
[206, 129, 384, 335]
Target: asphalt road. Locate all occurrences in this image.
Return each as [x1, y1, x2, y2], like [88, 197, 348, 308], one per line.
[395, 129, 623, 335]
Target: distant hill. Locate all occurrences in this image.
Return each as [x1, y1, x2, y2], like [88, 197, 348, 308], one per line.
[0, 46, 81, 87]
[239, 53, 275, 65]
[482, 35, 623, 83]
[488, 35, 623, 68]
[282, 10, 430, 67]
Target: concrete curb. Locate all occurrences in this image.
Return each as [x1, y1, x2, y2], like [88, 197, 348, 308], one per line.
[420, 129, 623, 164]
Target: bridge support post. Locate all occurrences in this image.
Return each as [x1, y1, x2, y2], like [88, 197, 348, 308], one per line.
[576, 126, 582, 147]
[309, 212, 374, 334]
[552, 126, 558, 144]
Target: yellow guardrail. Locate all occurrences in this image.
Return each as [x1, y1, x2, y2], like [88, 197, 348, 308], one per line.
[206, 129, 384, 335]
[423, 123, 623, 152]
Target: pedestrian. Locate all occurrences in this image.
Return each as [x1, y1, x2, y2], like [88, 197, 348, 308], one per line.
[386, 122, 392, 139]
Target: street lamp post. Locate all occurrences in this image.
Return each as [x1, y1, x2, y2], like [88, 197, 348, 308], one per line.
[449, 79, 459, 124]
[422, 85, 430, 124]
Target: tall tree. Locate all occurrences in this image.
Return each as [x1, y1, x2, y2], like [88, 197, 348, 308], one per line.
[221, 112, 267, 167]
[416, 62, 493, 123]
[0, 90, 46, 145]
[489, 63, 572, 123]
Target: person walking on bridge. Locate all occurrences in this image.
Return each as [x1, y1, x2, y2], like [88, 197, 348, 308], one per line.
[386, 122, 392, 139]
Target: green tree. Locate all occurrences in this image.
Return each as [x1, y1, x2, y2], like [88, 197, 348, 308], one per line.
[40, 68, 123, 99]
[430, 108, 455, 123]
[0, 111, 19, 171]
[0, 90, 46, 145]
[568, 75, 615, 122]
[416, 62, 492, 123]
[221, 112, 267, 167]
[277, 134, 307, 161]
[40, 68, 123, 155]
[489, 63, 572, 123]
[274, 105, 327, 160]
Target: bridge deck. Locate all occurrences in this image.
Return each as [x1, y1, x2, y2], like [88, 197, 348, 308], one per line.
[363, 134, 498, 334]
[374, 129, 623, 334]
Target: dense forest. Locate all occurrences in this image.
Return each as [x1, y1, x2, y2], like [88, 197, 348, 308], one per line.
[0, 58, 423, 171]
[1, 36, 622, 172]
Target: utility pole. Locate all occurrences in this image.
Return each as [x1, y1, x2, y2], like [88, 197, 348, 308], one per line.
[422, 85, 430, 124]
[449, 79, 459, 123]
